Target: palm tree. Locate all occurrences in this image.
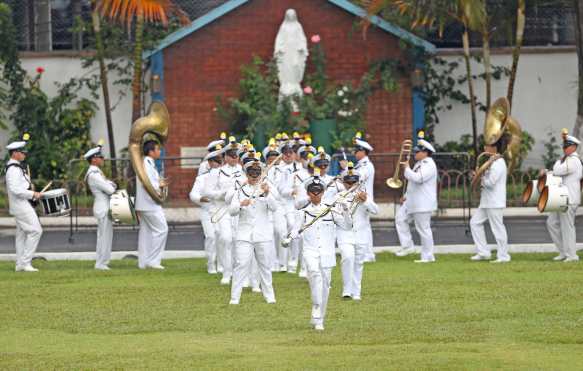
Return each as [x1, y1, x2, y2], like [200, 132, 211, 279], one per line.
[97, 0, 188, 123]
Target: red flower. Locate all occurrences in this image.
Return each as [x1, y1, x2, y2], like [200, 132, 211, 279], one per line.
[36, 67, 45, 74]
[303, 86, 313, 95]
[292, 111, 300, 117]
[311, 35, 321, 43]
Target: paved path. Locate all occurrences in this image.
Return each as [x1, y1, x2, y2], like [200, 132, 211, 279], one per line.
[1, 217, 582, 254]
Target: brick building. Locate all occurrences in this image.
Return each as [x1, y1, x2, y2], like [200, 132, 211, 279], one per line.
[144, 0, 434, 199]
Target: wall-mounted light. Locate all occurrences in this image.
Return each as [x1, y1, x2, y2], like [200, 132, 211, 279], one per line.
[410, 67, 425, 89]
[151, 74, 161, 94]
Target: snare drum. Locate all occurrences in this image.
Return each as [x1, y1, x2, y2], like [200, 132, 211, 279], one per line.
[521, 180, 539, 205]
[537, 172, 561, 193]
[538, 184, 569, 212]
[41, 188, 71, 216]
[109, 189, 138, 225]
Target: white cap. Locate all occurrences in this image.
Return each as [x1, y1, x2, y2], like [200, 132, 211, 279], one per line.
[207, 139, 225, 151]
[304, 168, 327, 191]
[203, 147, 223, 162]
[564, 135, 581, 146]
[6, 141, 26, 151]
[243, 153, 263, 170]
[354, 138, 373, 152]
[310, 147, 331, 166]
[417, 139, 436, 153]
[84, 146, 104, 159]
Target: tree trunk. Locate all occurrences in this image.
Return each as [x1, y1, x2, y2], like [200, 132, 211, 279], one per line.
[462, 29, 479, 165]
[482, 28, 491, 115]
[131, 11, 144, 123]
[507, 0, 525, 113]
[92, 9, 117, 178]
[573, 0, 583, 142]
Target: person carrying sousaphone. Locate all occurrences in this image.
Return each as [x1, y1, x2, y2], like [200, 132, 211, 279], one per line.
[5, 135, 44, 272]
[542, 129, 583, 262]
[469, 138, 510, 263]
[84, 144, 117, 270]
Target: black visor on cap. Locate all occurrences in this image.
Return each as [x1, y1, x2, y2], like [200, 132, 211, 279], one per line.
[226, 149, 238, 157]
[246, 166, 261, 177]
[282, 146, 293, 154]
[307, 182, 325, 194]
[343, 174, 359, 184]
[563, 141, 578, 148]
[267, 151, 279, 158]
[315, 160, 329, 168]
[209, 156, 223, 164]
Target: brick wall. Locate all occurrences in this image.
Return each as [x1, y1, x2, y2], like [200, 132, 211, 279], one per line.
[163, 0, 413, 199]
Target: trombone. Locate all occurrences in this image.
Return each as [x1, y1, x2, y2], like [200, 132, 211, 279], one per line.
[386, 139, 413, 190]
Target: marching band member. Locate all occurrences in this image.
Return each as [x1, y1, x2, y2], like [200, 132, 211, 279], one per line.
[394, 133, 438, 263]
[286, 169, 352, 330]
[352, 133, 376, 263]
[470, 141, 510, 263]
[264, 139, 286, 271]
[189, 144, 224, 274]
[544, 130, 583, 262]
[136, 140, 168, 270]
[84, 145, 117, 270]
[5, 138, 43, 272]
[198, 132, 226, 175]
[210, 137, 243, 284]
[229, 153, 278, 305]
[336, 162, 378, 299]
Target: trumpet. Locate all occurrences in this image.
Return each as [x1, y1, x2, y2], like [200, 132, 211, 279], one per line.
[386, 140, 413, 189]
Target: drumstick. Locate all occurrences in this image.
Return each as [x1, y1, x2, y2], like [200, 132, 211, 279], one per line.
[40, 181, 53, 193]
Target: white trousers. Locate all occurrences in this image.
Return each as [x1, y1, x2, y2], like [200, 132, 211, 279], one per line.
[304, 256, 332, 326]
[231, 241, 275, 303]
[200, 211, 217, 273]
[137, 211, 168, 269]
[272, 211, 287, 270]
[395, 205, 435, 261]
[339, 243, 365, 297]
[95, 215, 113, 268]
[281, 211, 300, 270]
[362, 228, 376, 262]
[13, 210, 42, 269]
[547, 205, 578, 259]
[216, 215, 233, 278]
[470, 208, 510, 260]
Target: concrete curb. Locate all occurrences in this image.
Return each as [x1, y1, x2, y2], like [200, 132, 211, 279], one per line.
[1, 243, 580, 262]
[0, 205, 579, 229]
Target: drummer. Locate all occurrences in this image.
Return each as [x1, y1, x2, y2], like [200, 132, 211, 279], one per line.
[5, 138, 44, 272]
[84, 145, 117, 270]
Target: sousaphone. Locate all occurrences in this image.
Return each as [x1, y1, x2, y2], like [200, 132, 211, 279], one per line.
[129, 101, 170, 204]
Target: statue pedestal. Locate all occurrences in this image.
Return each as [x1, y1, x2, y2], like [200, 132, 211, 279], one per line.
[309, 118, 336, 154]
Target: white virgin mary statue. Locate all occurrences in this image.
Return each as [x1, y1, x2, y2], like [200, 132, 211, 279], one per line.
[274, 9, 308, 105]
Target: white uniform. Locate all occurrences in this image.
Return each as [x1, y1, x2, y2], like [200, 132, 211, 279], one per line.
[396, 157, 438, 262]
[135, 156, 168, 269]
[546, 153, 583, 261]
[5, 159, 42, 271]
[336, 190, 378, 299]
[292, 202, 351, 328]
[278, 161, 306, 271]
[228, 182, 278, 304]
[355, 156, 376, 262]
[85, 165, 117, 269]
[267, 165, 286, 271]
[189, 170, 217, 273]
[470, 157, 509, 261]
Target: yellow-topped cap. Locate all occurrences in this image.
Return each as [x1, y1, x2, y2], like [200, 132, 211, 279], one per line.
[97, 138, 105, 146]
[281, 133, 289, 140]
[305, 137, 312, 145]
[268, 138, 276, 145]
[317, 146, 325, 153]
[313, 168, 321, 177]
[229, 136, 236, 143]
[347, 161, 354, 168]
[418, 130, 425, 139]
[216, 144, 223, 150]
[355, 131, 362, 139]
[562, 128, 569, 136]
[22, 133, 30, 141]
[254, 152, 261, 160]
[220, 132, 227, 140]
[275, 133, 282, 140]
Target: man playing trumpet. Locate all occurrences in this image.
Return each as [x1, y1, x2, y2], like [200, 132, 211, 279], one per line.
[543, 130, 582, 262]
[470, 140, 510, 263]
[394, 133, 437, 263]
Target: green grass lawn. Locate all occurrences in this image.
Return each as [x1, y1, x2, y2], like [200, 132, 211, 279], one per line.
[2, 253, 583, 370]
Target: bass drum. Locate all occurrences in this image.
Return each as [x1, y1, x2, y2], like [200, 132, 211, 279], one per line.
[109, 189, 138, 225]
[537, 172, 561, 193]
[521, 180, 539, 205]
[538, 184, 569, 213]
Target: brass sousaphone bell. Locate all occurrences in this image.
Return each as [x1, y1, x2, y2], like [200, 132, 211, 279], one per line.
[472, 97, 522, 189]
[129, 101, 170, 204]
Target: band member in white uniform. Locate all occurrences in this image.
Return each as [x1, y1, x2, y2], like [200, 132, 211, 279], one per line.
[286, 169, 351, 330]
[229, 154, 278, 305]
[470, 141, 510, 263]
[352, 134, 376, 262]
[135, 140, 168, 270]
[395, 134, 438, 263]
[544, 130, 583, 262]
[84, 145, 117, 270]
[198, 132, 226, 176]
[336, 162, 378, 299]
[189, 145, 224, 274]
[264, 139, 285, 271]
[5, 139, 43, 272]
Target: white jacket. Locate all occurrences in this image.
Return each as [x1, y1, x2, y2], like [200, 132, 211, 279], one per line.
[5, 159, 35, 216]
[336, 193, 378, 245]
[278, 161, 306, 213]
[355, 156, 375, 198]
[135, 156, 162, 212]
[189, 171, 211, 212]
[552, 152, 583, 206]
[294, 202, 351, 268]
[229, 183, 279, 242]
[403, 157, 438, 213]
[86, 165, 117, 218]
[479, 157, 506, 209]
